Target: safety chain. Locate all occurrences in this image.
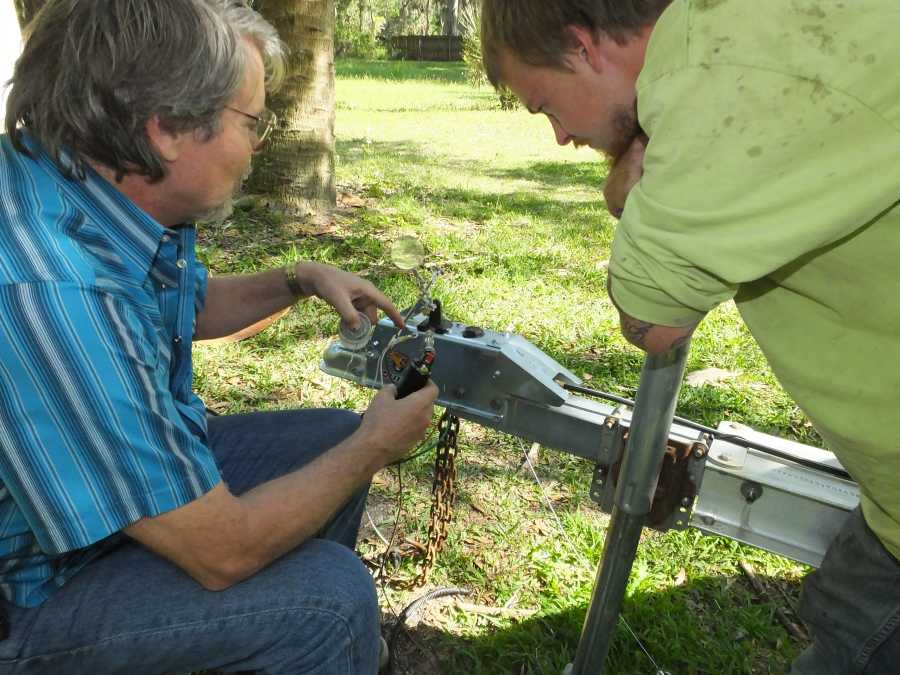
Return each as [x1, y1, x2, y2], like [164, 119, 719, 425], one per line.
[394, 409, 461, 589]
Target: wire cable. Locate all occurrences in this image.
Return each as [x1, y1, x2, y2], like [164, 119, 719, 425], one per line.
[520, 441, 669, 675]
[386, 586, 471, 675]
[365, 507, 391, 547]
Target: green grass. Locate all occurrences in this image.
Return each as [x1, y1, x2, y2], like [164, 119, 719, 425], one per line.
[193, 59, 816, 674]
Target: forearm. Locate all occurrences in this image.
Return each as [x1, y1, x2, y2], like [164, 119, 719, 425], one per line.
[127, 428, 386, 590]
[607, 275, 698, 354]
[194, 267, 300, 341]
[225, 431, 383, 581]
[125, 384, 437, 590]
[618, 312, 696, 354]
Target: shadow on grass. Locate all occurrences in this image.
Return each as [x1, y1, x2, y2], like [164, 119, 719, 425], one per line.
[194, 572, 804, 675]
[337, 138, 434, 167]
[487, 160, 608, 192]
[387, 573, 806, 675]
[337, 58, 468, 84]
[336, 137, 612, 250]
[338, 138, 609, 196]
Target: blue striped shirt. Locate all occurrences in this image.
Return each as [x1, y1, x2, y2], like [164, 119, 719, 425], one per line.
[0, 134, 221, 607]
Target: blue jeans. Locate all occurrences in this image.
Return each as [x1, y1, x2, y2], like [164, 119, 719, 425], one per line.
[0, 408, 380, 675]
[791, 508, 900, 675]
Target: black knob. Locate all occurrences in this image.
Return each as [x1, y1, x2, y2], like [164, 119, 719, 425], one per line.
[462, 326, 485, 338]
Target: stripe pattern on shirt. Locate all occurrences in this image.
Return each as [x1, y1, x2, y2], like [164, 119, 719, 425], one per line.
[0, 134, 220, 607]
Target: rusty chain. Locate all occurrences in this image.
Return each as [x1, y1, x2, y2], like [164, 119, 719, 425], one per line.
[391, 409, 460, 589]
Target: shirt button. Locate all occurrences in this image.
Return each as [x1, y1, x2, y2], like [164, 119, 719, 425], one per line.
[161, 234, 170, 243]
[176, 259, 187, 269]
[173, 336, 182, 344]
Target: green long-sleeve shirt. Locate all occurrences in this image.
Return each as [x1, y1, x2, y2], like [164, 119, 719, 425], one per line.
[610, 0, 900, 558]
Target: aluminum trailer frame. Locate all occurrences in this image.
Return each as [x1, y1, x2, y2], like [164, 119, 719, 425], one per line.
[321, 315, 858, 673]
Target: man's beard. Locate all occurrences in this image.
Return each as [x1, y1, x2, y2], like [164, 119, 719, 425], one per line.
[573, 101, 640, 161]
[602, 102, 641, 163]
[194, 164, 253, 225]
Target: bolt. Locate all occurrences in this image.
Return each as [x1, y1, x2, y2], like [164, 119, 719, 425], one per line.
[681, 497, 692, 507]
[741, 481, 763, 503]
[692, 445, 707, 458]
[719, 453, 732, 463]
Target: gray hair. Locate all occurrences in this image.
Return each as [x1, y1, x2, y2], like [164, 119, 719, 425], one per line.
[5, 0, 286, 181]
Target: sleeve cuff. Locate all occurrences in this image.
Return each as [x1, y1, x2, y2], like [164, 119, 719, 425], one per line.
[608, 272, 707, 327]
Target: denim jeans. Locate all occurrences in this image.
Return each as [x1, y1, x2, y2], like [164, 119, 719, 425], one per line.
[0, 408, 380, 675]
[791, 507, 900, 675]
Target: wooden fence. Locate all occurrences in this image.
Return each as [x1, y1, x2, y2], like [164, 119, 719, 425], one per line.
[388, 35, 463, 62]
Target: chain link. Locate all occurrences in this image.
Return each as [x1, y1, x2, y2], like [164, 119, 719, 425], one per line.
[392, 409, 460, 589]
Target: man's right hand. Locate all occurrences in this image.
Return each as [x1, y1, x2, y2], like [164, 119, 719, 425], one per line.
[603, 133, 648, 218]
[359, 381, 439, 466]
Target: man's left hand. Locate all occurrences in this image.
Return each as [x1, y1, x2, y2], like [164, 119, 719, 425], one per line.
[604, 133, 648, 219]
[295, 261, 405, 330]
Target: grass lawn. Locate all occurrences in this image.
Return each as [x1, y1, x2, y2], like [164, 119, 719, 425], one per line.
[194, 59, 819, 674]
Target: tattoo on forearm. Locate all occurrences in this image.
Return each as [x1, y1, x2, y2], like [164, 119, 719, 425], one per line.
[621, 316, 653, 349]
[670, 333, 693, 351]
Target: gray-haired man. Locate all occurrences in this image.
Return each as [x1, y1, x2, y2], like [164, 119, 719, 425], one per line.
[0, 1, 436, 673]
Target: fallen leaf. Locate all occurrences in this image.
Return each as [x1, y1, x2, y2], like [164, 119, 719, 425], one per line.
[284, 219, 337, 236]
[674, 568, 687, 586]
[338, 193, 367, 208]
[685, 367, 741, 387]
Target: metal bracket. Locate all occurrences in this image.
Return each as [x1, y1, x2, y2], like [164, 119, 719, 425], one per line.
[692, 422, 857, 567]
[589, 411, 626, 511]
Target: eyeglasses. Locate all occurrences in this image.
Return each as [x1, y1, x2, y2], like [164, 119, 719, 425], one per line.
[226, 106, 278, 147]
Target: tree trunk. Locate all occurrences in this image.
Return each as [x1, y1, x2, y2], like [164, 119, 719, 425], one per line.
[12, 0, 44, 29]
[442, 0, 459, 37]
[249, 0, 336, 220]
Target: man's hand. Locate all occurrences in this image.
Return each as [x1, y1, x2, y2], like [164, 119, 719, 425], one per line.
[296, 261, 405, 330]
[358, 382, 439, 466]
[197, 262, 404, 341]
[604, 133, 648, 218]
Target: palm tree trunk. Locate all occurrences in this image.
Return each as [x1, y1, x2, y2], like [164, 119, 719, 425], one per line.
[249, 0, 336, 221]
[443, 0, 459, 36]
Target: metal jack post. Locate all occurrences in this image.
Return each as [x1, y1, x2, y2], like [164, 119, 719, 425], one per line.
[567, 343, 690, 675]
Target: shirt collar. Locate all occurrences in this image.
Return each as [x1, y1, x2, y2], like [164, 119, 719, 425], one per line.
[23, 132, 172, 285]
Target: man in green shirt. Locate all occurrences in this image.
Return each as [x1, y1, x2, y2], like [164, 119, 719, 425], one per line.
[481, 1, 900, 672]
